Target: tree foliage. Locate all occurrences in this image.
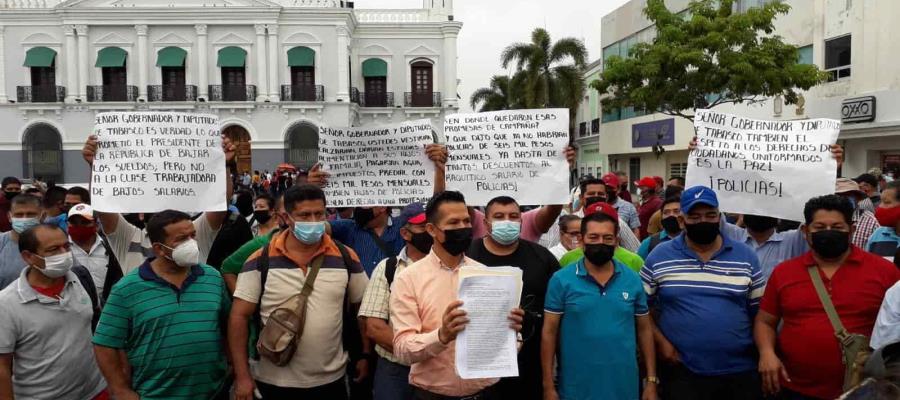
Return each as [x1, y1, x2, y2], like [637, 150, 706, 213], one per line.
[591, 0, 827, 121]
[469, 72, 528, 112]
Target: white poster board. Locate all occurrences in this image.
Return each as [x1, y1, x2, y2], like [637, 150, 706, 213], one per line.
[318, 120, 435, 207]
[444, 109, 570, 206]
[91, 112, 226, 213]
[686, 109, 841, 221]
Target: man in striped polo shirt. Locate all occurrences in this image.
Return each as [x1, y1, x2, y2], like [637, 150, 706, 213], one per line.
[93, 210, 231, 400]
[640, 185, 765, 400]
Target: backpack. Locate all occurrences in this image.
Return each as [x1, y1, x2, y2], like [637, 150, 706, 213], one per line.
[207, 210, 254, 269]
[71, 265, 101, 332]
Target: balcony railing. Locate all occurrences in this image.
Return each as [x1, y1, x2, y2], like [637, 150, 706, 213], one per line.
[208, 84, 257, 102]
[404, 92, 442, 107]
[359, 92, 394, 108]
[87, 85, 138, 102]
[148, 85, 198, 102]
[350, 87, 360, 104]
[16, 85, 65, 103]
[281, 85, 324, 102]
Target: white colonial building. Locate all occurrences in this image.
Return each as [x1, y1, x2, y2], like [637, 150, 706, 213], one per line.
[0, 0, 461, 184]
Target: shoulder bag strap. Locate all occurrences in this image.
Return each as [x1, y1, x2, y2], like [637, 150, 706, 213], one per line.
[300, 255, 324, 297]
[366, 229, 396, 258]
[385, 256, 399, 287]
[807, 266, 851, 342]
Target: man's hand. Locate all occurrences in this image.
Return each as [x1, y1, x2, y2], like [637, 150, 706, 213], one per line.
[831, 144, 844, 168]
[233, 373, 256, 400]
[222, 134, 236, 164]
[508, 307, 525, 332]
[83, 135, 99, 165]
[565, 146, 577, 170]
[759, 351, 790, 395]
[688, 136, 699, 152]
[353, 358, 371, 383]
[307, 163, 329, 188]
[657, 337, 680, 365]
[543, 387, 560, 400]
[438, 300, 468, 344]
[426, 144, 449, 170]
[642, 382, 659, 400]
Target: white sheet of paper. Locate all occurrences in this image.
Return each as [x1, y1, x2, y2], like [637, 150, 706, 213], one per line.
[455, 266, 523, 380]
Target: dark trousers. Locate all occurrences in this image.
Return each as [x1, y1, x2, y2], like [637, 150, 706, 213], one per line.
[412, 386, 497, 400]
[774, 388, 827, 400]
[662, 363, 763, 400]
[373, 357, 413, 400]
[256, 377, 348, 400]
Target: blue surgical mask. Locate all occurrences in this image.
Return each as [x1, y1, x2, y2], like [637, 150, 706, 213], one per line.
[11, 217, 41, 234]
[490, 220, 521, 245]
[293, 221, 325, 245]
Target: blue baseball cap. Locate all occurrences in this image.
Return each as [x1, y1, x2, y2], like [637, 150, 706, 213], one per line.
[680, 185, 719, 213]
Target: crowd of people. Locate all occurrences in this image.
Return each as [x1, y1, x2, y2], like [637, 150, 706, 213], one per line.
[0, 134, 899, 400]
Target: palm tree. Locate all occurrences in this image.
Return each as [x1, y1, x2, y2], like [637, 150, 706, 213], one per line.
[469, 72, 529, 112]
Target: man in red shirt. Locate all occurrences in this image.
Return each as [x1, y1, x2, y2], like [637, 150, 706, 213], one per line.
[755, 194, 900, 400]
[636, 176, 662, 239]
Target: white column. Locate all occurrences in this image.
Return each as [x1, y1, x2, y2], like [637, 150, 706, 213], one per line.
[0, 26, 8, 103]
[63, 25, 77, 103]
[196, 24, 208, 101]
[441, 25, 459, 108]
[76, 25, 89, 101]
[136, 25, 148, 101]
[336, 26, 350, 102]
[267, 25, 279, 102]
[254, 24, 268, 102]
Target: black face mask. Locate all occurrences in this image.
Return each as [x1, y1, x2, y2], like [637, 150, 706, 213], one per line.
[606, 191, 618, 204]
[409, 231, 434, 254]
[743, 215, 779, 233]
[353, 208, 375, 227]
[3, 191, 18, 201]
[440, 227, 473, 256]
[661, 216, 682, 235]
[254, 210, 273, 225]
[685, 222, 720, 245]
[584, 243, 615, 266]
[584, 196, 606, 208]
[810, 230, 851, 259]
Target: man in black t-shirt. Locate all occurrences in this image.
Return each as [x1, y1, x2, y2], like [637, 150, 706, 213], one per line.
[466, 196, 560, 400]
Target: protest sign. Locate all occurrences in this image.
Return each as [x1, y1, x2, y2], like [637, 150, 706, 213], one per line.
[318, 120, 435, 207]
[444, 109, 570, 206]
[91, 112, 226, 213]
[686, 109, 841, 221]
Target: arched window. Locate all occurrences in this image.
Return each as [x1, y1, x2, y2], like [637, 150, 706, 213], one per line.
[22, 124, 63, 184]
[223, 125, 252, 174]
[22, 47, 58, 102]
[285, 123, 319, 170]
[95, 47, 128, 101]
[156, 47, 189, 101]
[287, 46, 318, 101]
[362, 58, 389, 107]
[217, 47, 248, 101]
[409, 59, 434, 107]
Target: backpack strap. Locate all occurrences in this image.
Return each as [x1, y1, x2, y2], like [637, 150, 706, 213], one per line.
[97, 233, 123, 305]
[71, 265, 100, 332]
[252, 243, 272, 360]
[384, 256, 399, 288]
[334, 240, 363, 360]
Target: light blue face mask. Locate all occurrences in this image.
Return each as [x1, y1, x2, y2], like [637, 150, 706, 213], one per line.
[293, 221, 325, 245]
[490, 220, 521, 245]
[11, 217, 41, 234]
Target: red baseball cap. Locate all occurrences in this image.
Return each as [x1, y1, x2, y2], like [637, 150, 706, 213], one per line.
[601, 173, 620, 189]
[584, 201, 619, 222]
[635, 176, 658, 189]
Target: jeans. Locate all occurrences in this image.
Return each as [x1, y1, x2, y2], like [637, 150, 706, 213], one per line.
[255, 377, 348, 400]
[373, 357, 413, 400]
[662, 363, 763, 400]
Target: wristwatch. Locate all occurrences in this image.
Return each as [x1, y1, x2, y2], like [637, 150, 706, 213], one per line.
[643, 376, 660, 385]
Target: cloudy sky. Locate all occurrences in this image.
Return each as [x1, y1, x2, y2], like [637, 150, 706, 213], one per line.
[354, 0, 631, 112]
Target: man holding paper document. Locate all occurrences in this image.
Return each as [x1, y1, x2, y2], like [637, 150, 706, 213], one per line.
[391, 191, 525, 400]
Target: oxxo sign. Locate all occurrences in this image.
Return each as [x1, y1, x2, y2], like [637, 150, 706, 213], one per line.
[841, 96, 876, 123]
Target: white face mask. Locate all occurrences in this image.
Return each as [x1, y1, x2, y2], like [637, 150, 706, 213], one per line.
[162, 239, 200, 268]
[36, 251, 74, 278]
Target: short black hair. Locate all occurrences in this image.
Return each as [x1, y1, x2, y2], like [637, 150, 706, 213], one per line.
[485, 196, 519, 214]
[11, 194, 42, 209]
[18, 224, 63, 254]
[283, 184, 327, 213]
[803, 194, 854, 225]
[1, 177, 21, 189]
[43, 186, 67, 207]
[579, 178, 606, 195]
[146, 210, 192, 244]
[664, 185, 684, 200]
[855, 173, 879, 188]
[255, 193, 275, 210]
[663, 195, 682, 208]
[669, 176, 686, 187]
[581, 211, 619, 235]
[24, 188, 42, 195]
[558, 214, 581, 231]
[885, 180, 900, 194]
[425, 191, 467, 224]
[66, 186, 91, 204]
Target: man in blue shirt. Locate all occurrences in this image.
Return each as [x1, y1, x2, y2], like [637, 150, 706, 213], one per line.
[637, 195, 683, 260]
[641, 186, 764, 400]
[543, 209, 658, 400]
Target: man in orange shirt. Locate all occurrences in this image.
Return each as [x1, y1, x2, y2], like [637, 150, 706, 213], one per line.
[390, 191, 525, 400]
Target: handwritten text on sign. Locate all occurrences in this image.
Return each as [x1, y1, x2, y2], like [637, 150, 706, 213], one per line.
[444, 109, 570, 206]
[318, 120, 435, 207]
[91, 112, 226, 213]
[686, 109, 840, 221]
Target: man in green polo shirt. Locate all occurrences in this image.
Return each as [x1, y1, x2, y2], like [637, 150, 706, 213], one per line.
[93, 210, 231, 400]
[558, 202, 645, 273]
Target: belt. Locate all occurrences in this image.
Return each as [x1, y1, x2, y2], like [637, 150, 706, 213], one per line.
[412, 387, 491, 400]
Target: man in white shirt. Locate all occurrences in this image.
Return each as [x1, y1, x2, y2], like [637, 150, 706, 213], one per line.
[549, 215, 581, 260]
[67, 203, 122, 302]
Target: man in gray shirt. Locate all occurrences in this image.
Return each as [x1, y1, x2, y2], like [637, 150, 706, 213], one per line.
[0, 195, 44, 290]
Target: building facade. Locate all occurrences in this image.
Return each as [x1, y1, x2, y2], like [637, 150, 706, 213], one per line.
[578, 0, 900, 186]
[0, 0, 461, 184]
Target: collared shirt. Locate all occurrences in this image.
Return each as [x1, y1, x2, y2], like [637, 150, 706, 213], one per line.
[858, 197, 876, 214]
[721, 223, 808, 279]
[867, 227, 900, 258]
[93, 260, 230, 400]
[359, 247, 413, 364]
[234, 232, 368, 388]
[545, 259, 648, 400]
[614, 197, 641, 230]
[637, 230, 672, 260]
[390, 251, 497, 396]
[559, 247, 644, 273]
[853, 209, 881, 249]
[545, 209, 642, 253]
[0, 231, 27, 290]
[71, 235, 109, 299]
[641, 234, 764, 376]
[0, 268, 106, 399]
[760, 247, 900, 399]
[331, 216, 405, 276]
[872, 281, 900, 350]
[104, 214, 220, 274]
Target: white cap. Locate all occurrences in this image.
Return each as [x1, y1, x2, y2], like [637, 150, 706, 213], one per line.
[67, 203, 94, 220]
